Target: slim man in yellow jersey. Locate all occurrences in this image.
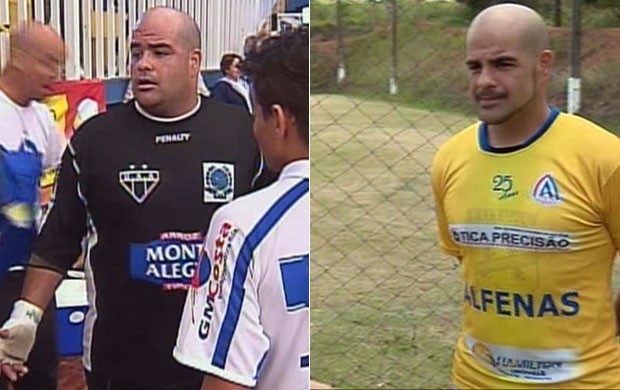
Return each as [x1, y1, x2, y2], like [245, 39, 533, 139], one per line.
[431, 4, 620, 389]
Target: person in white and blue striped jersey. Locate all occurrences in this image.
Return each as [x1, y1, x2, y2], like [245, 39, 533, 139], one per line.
[174, 29, 309, 390]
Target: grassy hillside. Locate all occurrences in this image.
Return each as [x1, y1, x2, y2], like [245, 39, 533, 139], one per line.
[311, 1, 620, 132]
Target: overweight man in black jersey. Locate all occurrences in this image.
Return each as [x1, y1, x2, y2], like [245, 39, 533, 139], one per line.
[0, 7, 273, 390]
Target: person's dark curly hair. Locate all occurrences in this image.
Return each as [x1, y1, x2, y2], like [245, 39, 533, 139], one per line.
[244, 30, 308, 145]
[219, 53, 242, 75]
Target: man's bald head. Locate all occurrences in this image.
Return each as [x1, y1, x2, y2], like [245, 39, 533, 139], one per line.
[129, 7, 202, 117]
[139, 7, 201, 51]
[0, 21, 64, 104]
[10, 21, 64, 62]
[467, 4, 550, 55]
[464, 4, 554, 127]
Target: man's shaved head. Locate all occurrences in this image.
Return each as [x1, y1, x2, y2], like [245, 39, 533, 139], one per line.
[0, 21, 64, 104]
[467, 4, 550, 55]
[464, 4, 554, 128]
[139, 7, 200, 51]
[129, 7, 202, 117]
[10, 21, 64, 63]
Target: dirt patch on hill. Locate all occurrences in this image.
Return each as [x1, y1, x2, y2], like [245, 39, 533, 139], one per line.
[549, 26, 620, 68]
[312, 21, 620, 126]
[313, 21, 620, 71]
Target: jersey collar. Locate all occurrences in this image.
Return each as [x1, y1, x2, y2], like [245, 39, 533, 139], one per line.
[478, 106, 560, 154]
[134, 98, 201, 123]
[280, 159, 309, 180]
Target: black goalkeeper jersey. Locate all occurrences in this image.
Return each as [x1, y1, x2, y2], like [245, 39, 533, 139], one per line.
[34, 98, 270, 388]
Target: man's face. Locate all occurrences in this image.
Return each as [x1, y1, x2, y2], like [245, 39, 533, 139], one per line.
[22, 44, 62, 101]
[466, 31, 541, 125]
[226, 58, 241, 81]
[130, 22, 194, 112]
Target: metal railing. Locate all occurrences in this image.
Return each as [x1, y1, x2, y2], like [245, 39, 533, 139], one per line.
[0, 0, 277, 79]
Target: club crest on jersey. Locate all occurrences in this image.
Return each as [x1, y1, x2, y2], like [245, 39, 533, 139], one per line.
[531, 173, 563, 206]
[203, 162, 234, 203]
[119, 164, 160, 204]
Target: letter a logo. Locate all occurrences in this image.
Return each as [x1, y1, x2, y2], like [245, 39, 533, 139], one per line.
[531, 173, 563, 206]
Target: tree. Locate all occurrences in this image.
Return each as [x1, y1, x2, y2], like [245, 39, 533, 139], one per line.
[456, 0, 542, 16]
[584, 0, 620, 21]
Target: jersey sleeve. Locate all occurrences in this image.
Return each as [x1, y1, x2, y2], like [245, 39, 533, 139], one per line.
[602, 163, 620, 250]
[174, 207, 269, 388]
[431, 151, 461, 258]
[31, 138, 88, 273]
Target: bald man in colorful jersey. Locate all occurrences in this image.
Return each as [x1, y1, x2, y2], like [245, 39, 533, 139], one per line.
[431, 4, 620, 389]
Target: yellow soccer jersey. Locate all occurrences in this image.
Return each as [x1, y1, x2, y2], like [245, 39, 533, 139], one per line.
[431, 107, 620, 389]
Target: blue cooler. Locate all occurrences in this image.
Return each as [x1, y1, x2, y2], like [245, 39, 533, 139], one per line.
[54, 274, 88, 357]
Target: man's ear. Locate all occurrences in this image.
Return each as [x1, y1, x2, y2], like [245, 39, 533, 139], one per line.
[272, 104, 288, 138]
[189, 49, 201, 72]
[539, 49, 553, 80]
[10, 49, 26, 73]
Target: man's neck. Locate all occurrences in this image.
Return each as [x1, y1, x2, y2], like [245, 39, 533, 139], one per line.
[286, 156, 309, 164]
[0, 71, 30, 107]
[273, 156, 309, 175]
[487, 103, 550, 149]
[281, 150, 309, 169]
[135, 97, 200, 122]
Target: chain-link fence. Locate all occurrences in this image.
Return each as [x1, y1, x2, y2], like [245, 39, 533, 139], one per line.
[310, 1, 620, 388]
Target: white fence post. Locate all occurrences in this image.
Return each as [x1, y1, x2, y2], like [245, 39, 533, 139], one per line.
[33, 0, 43, 22]
[106, 0, 116, 78]
[0, 0, 8, 70]
[137, 0, 146, 19]
[16, 0, 27, 23]
[64, 0, 81, 80]
[0, 0, 281, 79]
[50, 0, 60, 34]
[94, 0, 104, 78]
[200, 0, 207, 69]
[118, 0, 128, 77]
[81, 0, 92, 78]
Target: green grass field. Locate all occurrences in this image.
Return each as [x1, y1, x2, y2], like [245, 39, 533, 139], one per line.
[310, 94, 473, 389]
[310, 94, 620, 389]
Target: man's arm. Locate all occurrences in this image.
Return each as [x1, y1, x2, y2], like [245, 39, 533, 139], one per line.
[615, 294, 620, 335]
[21, 261, 64, 309]
[1, 135, 89, 379]
[601, 163, 620, 334]
[0, 259, 64, 380]
[201, 374, 252, 390]
[430, 152, 461, 259]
